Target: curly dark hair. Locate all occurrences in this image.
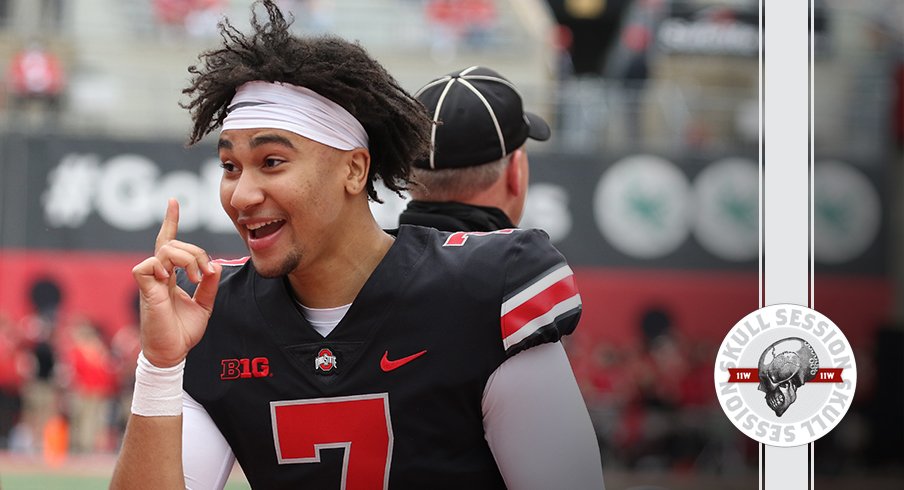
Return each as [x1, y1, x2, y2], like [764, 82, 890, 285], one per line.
[181, 0, 432, 201]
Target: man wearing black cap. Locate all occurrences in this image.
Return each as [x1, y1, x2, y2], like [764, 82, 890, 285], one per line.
[399, 66, 551, 231]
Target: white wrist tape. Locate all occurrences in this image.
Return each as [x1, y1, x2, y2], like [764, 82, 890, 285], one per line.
[131, 351, 185, 417]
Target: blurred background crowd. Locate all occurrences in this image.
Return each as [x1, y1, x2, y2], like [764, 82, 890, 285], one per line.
[0, 0, 901, 488]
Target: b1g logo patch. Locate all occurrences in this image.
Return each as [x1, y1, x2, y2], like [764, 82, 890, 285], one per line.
[713, 304, 856, 447]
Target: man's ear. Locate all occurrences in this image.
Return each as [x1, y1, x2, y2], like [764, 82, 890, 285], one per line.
[505, 148, 526, 197]
[344, 148, 371, 195]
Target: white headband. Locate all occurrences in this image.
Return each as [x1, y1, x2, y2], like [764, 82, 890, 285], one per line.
[221, 81, 368, 150]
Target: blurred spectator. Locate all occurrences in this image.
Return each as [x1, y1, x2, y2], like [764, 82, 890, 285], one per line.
[545, 0, 633, 75]
[609, 11, 656, 143]
[5, 40, 66, 122]
[62, 318, 117, 453]
[587, 306, 728, 472]
[153, 0, 225, 38]
[582, 342, 634, 469]
[553, 24, 576, 79]
[425, 0, 497, 59]
[17, 278, 64, 454]
[678, 340, 717, 408]
[109, 292, 142, 443]
[0, 312, 27, 449]
[153, 0, 222, 26]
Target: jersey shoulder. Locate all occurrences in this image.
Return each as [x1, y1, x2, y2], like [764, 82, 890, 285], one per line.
[495, 229, 582, 357]
[412, 226, 583, 357]
[421, 227, 561, 270]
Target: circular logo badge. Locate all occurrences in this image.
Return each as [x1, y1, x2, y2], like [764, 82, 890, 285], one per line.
[692, 157, 758, 262]
[713, 304, 857, 447]
[813, 160, 881, 264]
[593, 154, 691, 259]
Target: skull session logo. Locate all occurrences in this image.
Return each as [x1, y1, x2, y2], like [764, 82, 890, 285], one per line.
[713, 304, 857, 447]
[757, 337, 820, 417]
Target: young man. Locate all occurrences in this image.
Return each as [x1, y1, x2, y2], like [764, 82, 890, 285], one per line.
[398, 66, 550, 231]
[111, 1, 604, 489]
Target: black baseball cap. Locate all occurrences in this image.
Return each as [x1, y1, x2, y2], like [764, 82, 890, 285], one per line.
[413, 66, 551, 170]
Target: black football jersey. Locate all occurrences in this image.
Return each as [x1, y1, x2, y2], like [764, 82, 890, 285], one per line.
[181, 225, 582, 489]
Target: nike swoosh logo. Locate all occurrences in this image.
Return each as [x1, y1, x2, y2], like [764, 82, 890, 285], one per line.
[380, 350, 427, 372]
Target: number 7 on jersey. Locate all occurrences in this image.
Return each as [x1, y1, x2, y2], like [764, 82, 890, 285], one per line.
[271, 393, 393, 490]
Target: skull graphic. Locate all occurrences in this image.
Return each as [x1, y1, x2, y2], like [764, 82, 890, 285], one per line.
[757, 337, 819, 417]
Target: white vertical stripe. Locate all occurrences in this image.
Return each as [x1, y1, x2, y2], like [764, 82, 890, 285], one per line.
[810, 0, 816, 311]
[809, 5, 816, 490]
[759, 443, 764, 490]
[762, 0, 811, 489]
[764, 1, 808, 307]
[758, 0, 765, 310]
[428, 78, 457, 170]
[758, 0, 765, 479]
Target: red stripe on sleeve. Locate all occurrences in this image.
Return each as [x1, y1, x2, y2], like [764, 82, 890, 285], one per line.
[501, 275, 578, 340]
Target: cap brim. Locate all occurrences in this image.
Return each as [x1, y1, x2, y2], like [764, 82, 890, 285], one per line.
[525, 112, 551, 141]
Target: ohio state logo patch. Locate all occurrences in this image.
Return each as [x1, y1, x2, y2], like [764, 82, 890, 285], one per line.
[314, 348, 338, 374]
[713, 304, 856, 447]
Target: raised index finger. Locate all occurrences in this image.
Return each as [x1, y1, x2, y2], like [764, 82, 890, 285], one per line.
[155, 198, 180, 253]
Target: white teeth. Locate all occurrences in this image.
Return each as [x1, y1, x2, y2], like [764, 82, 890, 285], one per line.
[246, 219, 283, 231]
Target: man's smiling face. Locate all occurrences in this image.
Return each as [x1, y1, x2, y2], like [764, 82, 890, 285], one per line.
[217, 128, 350, 278]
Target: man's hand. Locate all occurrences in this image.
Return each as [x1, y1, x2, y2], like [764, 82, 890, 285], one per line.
[132, 198, 222, 368]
